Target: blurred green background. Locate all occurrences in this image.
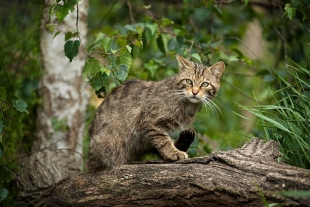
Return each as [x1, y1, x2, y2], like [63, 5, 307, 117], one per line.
[0, 0, 309, 205]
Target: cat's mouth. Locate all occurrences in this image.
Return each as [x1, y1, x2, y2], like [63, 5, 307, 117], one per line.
[188, 96, 201, 103]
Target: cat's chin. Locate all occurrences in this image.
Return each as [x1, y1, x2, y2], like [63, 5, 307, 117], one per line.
[187, 97, 201, 103]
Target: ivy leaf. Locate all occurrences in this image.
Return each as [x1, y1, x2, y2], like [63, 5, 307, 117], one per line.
[114, 64, 129, 82]
[64, 40, 80, 62]
[0, 188, 8, 202]
[0, 87, 6, 101]
[12, 99, 28, 113]
[83, 57, 102, 81]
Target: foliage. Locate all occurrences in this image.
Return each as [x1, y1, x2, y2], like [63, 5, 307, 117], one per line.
[0, 0, 42, 205]
[49, 0, 310, 155]
[239, 59, 310, 169]
[0, 0, 310, 204]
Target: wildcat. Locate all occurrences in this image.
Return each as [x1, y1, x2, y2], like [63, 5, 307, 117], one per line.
[87, 54, 225, 171]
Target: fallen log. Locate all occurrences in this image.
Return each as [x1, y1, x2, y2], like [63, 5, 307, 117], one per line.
[40, 138, 310, 207]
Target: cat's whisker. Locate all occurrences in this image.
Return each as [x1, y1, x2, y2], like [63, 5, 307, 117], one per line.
[203, 97, 223, 117]
[211, 98, 223, 108]
[202, 99, 217, 118]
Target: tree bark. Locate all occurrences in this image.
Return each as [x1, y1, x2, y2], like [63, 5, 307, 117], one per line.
[17, 0, 89, 205]
[17, 138, 310, 207]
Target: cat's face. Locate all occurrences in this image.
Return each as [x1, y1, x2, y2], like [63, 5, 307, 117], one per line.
[176, 54, 225, 104]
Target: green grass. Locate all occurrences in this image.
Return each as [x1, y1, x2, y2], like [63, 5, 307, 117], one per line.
[239, 60, 310, 169]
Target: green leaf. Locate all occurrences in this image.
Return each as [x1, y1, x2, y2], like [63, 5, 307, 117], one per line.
[65, 31, 74, 41]
[46, 23, 57, 34]
[102, 37, 112, 52]
[0, 120, 4, 134]
[0, 188, 8, 202]
[157, 35, 166, 55]
[228, 55, 239, 62]
[263, 74, 276, 83]
[64, 40, 80, 62]
[159, 17, 174, 26]
[126, 45, 132, 53]
[0, 87, 6, 101]
[110, 54, 117, 68]
[50, 0, 77, 22]
[12, 99, 28, 113]
[101, 67, 111, 77]
[143, 27, 153, 46]
[117, 49, 132, 67]
[134, 39, 143, 48]
[168, 38, 178, 51]
[191, 53, 202, 63]
[114, 64, 129, 81]
[89, 73, 109, 90]
[111, 48, 118, 54]
[144, 60, 159, 78]
[53, 30, 61, 40]
[146, 23, 157, 36]
[211, 5, 223, 19]
[284, 3, 296, 20]
[94, 32, 105, 44]
[83, 57, 103, 81]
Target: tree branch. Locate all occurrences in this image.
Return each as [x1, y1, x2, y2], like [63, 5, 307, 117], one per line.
[16, 138, 310, 207]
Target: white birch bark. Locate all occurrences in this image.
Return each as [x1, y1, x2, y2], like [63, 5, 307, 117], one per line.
[18, 0, 90, 197]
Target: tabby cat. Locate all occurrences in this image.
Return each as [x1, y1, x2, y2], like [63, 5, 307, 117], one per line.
[87, 54, 225, 171]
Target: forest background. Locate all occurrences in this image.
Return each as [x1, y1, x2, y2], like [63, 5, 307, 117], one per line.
[0, 0, 309, 205]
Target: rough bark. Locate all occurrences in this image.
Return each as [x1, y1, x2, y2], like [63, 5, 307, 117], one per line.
[17, 0, 89, 205]
[16, 138, 309, 207]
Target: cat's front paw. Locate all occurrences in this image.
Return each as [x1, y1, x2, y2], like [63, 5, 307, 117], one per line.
[174, 129, 196, 152]
[162, 149, 188, 161]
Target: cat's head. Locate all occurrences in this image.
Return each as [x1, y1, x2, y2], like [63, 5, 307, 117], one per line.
[175, 54, 225, 104]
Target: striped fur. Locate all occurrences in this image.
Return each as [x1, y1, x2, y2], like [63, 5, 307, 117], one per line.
[87, 54, 225, 171]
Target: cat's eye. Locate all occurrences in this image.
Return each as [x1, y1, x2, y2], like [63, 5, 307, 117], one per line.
[185, 79, 193, 85]
[201, 82, 209, 87]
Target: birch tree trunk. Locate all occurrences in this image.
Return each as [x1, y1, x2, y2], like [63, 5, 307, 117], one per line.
[17, 0, 89, 205]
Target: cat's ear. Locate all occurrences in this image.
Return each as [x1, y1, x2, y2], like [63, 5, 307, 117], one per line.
[177, 54, 193, 70]
[209, 61, 225, 80]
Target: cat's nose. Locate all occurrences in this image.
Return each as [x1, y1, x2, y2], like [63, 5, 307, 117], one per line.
[192, 90, 198, 95]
